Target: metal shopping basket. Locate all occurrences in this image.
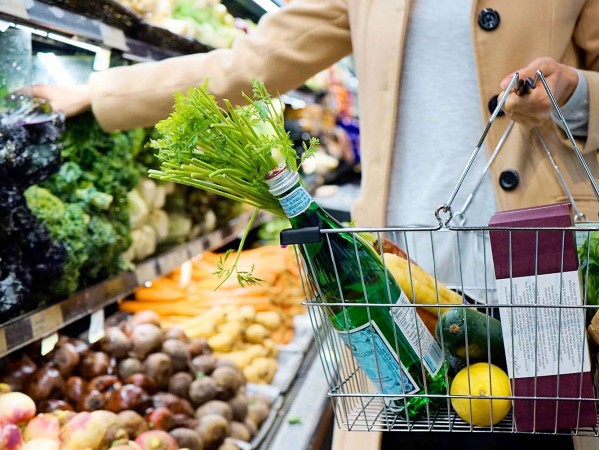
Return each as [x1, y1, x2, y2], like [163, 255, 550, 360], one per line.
[280, 71, 599, 435]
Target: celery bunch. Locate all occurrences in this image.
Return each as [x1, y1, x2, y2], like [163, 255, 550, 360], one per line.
[149, 80, 318, 286]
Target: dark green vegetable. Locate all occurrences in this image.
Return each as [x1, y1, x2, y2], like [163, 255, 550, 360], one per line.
[577, 231, 599, 322]
[42, 113, 144, 287]
[436, 307, 506, 370]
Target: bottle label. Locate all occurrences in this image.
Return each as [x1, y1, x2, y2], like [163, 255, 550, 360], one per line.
[279, 186, 312, 218]
[390, 292, 444, 377]
[337, 321, 420, 395]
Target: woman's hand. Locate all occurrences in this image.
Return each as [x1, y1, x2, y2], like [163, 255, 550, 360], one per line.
[30, 83, 92, 118]
[499, 57, 579, 128]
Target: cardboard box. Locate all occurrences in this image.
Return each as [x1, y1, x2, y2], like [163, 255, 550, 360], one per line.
[488, 202, 596, 431]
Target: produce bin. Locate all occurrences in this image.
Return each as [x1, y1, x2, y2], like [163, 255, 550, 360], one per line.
[280, 71, 599, 436]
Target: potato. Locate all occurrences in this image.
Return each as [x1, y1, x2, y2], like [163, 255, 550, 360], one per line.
[243, 366, 262, 384]
[229, 421, 251, 442]
[228, 393, 248, 422]
[217, 322, 242, 337]
[169, 427, 204, 450]
[189, 377, 218, 407]
[244, 324, 268, 345]
[238, 306, 256, 321]
[195, 400, 233, 422]
[190, 355, 217, 376]
[254, 312, 282, 330]
[247, 401, 270, 427]
[219, 352, 252, 370]
[211, 366, 244, 400]
[207, 334, 235, 353]
[196, 414, 230, 449]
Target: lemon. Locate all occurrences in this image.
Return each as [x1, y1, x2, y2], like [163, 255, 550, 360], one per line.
[450, 362, 512, 427]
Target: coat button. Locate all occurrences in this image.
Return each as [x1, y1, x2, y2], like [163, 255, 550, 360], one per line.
[499, 169, 519, 191]
[478, 8, 500, 31]
[488, 95, 505, 117]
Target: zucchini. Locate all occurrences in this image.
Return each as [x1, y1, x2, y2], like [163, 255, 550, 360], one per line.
[436, 307, 506, 370]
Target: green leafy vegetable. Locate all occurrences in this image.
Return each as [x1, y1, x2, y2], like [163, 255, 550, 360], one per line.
[24, 186, 89, 297]
[149, 79, 318, 287]
[578, 231, 599, 321]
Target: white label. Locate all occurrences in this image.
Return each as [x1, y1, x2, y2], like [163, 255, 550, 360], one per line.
[30, 305, 63, 337]
[179, 260, 193, 287]
[0, 328, 6, 355]
[337, 321, 419, 395]
[99, 23, 128, 51]
[279, 187, 312, 218]
[0, 0, 28, 19]
[496, 271, 590, 379]
[88, 309, 105, 344]
[41, 332, 59, 356]
[389, 291, 444, 377]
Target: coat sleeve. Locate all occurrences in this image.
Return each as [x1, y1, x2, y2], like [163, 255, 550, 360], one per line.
[89, 0, 351, 131]
[572, 0, 599, 154]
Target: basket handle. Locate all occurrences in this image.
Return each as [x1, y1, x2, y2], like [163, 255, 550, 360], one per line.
[435, 70, 599, 227]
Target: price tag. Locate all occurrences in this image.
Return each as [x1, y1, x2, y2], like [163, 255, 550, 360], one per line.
[40, 332, 59, 356]
[0, 19, 10, 32]
[30, 305, 63, 338]
[135, 261, 157, 285]
[0, 328, 6, 355]
[0, 0, 29, 19]
[88, 309, 106, 344]
[99, 23, 128, 51]
[179, 260, 193, 287]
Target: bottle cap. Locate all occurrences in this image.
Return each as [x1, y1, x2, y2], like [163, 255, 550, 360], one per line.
[264, 164, 300, 196]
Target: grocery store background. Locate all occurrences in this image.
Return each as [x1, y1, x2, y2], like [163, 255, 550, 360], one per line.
[0, 1, 360, 449]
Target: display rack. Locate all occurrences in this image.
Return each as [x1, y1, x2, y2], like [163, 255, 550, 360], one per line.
[0, 0, 211, 61]
[0, 210, 268, 359]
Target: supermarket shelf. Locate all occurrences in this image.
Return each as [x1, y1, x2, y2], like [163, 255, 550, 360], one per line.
[0, 0, 211, 61]
[0, 210, 268, 359]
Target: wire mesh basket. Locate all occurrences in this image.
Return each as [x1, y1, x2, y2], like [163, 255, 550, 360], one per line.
[280, 71, 599, 435]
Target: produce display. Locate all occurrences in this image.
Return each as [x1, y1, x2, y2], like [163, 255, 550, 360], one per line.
[0, 310, 274, 449]
[33, 113, 144, 295]
[118, 0, 254, 49]
[0, 97, 65, 320]
[121, 245, 306, 383]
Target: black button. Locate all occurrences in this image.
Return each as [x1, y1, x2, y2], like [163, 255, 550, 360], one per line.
[488, 95, 505, 117]
[499, 169, 519, 191]
[478, 8, 500, 31]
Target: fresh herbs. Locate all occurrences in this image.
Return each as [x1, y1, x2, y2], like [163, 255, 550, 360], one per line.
[149, 80, 318, 287]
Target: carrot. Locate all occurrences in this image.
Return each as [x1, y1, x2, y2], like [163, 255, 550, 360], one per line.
[134, 288, 186, 302]
[119, 300, 206, 316]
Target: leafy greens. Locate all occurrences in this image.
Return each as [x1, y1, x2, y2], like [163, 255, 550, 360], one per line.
[149, 80, 318, 286]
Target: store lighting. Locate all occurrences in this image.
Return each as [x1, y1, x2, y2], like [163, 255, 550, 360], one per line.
[37, 52, 75, 84]
[252, 0, 280, 14]
[15, 23, 47, 37]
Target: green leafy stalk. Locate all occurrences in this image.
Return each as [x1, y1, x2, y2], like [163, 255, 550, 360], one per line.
[149, 79, 319, 287]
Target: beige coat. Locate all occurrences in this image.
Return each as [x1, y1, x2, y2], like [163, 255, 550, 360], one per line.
[89, 1, 599, 448]
[91, 0, 599, 226]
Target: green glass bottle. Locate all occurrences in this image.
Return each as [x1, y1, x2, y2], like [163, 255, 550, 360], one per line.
[265, 165, 448, 419]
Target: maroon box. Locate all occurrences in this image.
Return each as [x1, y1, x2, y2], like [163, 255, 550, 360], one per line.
[488, 202, 597, 432]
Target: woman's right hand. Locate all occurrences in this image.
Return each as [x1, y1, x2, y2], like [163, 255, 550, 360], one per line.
[30, 83, 92, 117]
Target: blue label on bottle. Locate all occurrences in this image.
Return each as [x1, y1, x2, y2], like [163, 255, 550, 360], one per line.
[279, 186, 312, 218]
[338, 322, 419, 395]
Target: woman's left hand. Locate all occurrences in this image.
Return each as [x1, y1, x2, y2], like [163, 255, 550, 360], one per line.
[499, 56, 579, 128]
